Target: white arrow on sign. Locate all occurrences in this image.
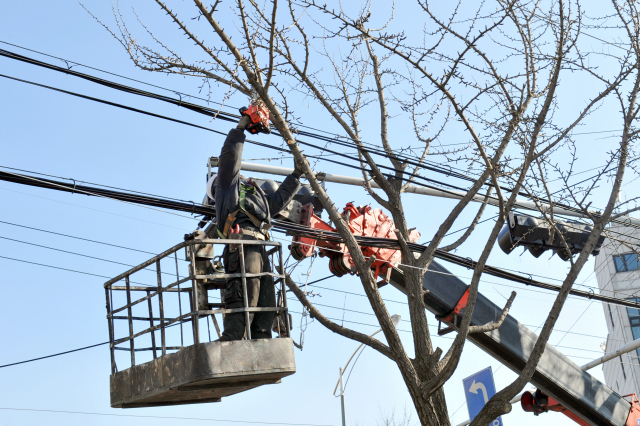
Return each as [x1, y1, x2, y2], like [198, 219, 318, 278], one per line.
[469, 380, 489, 404]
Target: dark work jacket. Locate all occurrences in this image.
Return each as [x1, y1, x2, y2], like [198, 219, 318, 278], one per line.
[215, 128, 301, 234]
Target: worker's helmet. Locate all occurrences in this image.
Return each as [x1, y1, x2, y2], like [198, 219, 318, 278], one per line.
[260, 179, 280, 195]
[206, 173, 218, 201]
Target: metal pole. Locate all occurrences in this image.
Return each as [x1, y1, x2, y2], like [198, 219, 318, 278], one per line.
[125, 276, 135, 366]
[239, 242, 252, 340]
[215, 158, 640, 226]
[339, 367, 346, 426]
[105, 286, 116, 374]
[156, 260, 166, 356]
[582, 338, 640, 370]
[189, 245, 201, 345]
[174, 252, 184, 347]
[146, 289, 157, 359]
[278, 244, 291, 338]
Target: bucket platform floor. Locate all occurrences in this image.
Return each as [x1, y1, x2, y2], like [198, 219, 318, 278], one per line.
[111, 338, 296, 408]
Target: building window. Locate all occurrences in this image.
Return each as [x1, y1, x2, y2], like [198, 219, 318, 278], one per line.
[626, 298, 640, 360]
[620, 356, 627, 380]
[614, 253, 639, 272]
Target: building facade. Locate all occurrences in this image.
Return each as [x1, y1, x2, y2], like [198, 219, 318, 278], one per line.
[595, 224, 640, 395]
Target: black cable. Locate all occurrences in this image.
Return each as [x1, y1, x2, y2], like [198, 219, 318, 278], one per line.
[0, 219, 158, 255]
[0, 39, 392, 153]
[0, 408, 335, 426]
[0, 165, 201, 204]
[4, 46, 638, 228]
[1, 168, 637, 309]
[3, 65, 634, 231]
[294, 296, 609, 345]
[0, 73, 229, 136]
[0, 235, 178, 277]
[0, 342, 108, 369]
[0, 40, 227, 107]
[0, 255, 152, 287]
[0, 46, 473, 175]
[1, 46, 531, 198]
[0, 72, 475, 198]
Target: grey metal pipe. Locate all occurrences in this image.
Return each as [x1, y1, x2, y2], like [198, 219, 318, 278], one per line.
[215, 158, 640, 226]
[582, 338, 640, 371]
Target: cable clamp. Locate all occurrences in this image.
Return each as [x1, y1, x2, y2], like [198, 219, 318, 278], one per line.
[71, 179, 77, 194]
[465, 257, 473, 270]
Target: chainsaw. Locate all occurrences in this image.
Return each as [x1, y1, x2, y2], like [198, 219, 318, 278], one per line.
[239, 100, 271, 135]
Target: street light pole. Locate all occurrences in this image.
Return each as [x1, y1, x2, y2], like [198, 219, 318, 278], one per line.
[339, 367, 346, 426]
[333, 314, 402, 426]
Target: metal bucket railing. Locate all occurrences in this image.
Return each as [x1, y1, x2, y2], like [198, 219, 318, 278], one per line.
[104, 239, 289, 374]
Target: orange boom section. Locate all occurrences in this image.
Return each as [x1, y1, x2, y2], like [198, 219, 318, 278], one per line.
[290, 202, 420, 283]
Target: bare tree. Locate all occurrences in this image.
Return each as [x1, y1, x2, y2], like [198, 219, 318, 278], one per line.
[85, 0, 640, 424]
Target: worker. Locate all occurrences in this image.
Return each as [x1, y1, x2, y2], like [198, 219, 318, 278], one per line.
[211, 114, 304, 341]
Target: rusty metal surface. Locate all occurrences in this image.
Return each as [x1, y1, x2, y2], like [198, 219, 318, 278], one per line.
[110, 338, 296, 408]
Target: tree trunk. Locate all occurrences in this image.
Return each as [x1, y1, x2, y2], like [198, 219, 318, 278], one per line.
[408, 385, 450, 426]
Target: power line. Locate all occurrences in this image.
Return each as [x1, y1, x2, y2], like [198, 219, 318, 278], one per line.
[0, 408, 335, 426]
[0, 236, 610, 341]
[0, 185, 191, 231]
[0, 219, 159, 255]
[0, 342, 108, 369]
[0, 235, 178, 276]
[0, 72, 475, 198]
[0, 165, 200, 204]
[3, 167, 638, 310]
[3, 63, 637, 231]
[0, 255, 153, 286]
[3, 45, 584, 203]
[5, 43, 640, 234]
[0, 39, 367, 150]
[0, 44, 477, 174]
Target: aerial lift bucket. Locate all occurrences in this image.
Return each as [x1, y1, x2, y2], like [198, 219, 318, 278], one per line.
[103, 238, 295, 408]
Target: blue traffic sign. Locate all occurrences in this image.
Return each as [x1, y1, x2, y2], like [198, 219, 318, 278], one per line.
[463, 367, 503, 426]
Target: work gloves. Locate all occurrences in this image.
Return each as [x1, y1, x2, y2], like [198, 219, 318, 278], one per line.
[293, 157, 310, 178]
[236, 115, 252, 131]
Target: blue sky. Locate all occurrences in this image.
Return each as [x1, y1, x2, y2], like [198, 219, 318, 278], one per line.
[0, 1, 634, 426]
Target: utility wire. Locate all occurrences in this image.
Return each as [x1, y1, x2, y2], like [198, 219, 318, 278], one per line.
[0, 243, 612, 342]
[0, 165, 199, 204]
[0, 342, 108, 369]
[0, 73, 476, 199]
[2, 55, 637, 234]
[0, 255, 152, 286]
[0, 46, 575, 201]
[0, 235, 178, 276]
[0, 219, 158, 255]
[2, 167, 637, 309]
[0, 39, 364, 148]
[4, 45, 639, 229]
[0, 45, 470, 172]
[0, 408, 335, 426]
[3, 65, 636, 235]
